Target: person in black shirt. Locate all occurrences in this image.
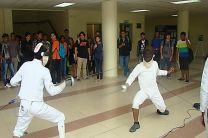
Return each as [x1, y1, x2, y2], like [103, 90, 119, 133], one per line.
[117, 30, 132, 76]
[21, 32, 34, 64]
[137, 32, 148, 63]
[32, 31, 43, 50]
[74, 32, 91, 80]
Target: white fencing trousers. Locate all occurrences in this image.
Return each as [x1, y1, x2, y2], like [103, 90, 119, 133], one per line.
[13, 100, 65, 138]
[205, 109, 208, 138]
[132, 90, 166, 112]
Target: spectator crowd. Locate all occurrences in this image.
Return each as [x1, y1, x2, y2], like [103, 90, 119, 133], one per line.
[0, 29, 192, 87]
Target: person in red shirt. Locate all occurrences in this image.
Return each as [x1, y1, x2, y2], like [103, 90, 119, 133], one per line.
[74, 32, 91, 80]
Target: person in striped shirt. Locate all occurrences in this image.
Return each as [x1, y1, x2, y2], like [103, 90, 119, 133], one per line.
[176, 32, 191, 83]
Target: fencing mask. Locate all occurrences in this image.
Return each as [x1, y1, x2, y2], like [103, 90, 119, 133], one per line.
[34, 43, 49, 66]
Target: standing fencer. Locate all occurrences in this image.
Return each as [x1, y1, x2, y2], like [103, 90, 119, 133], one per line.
[10, 43, 73, 138]
[121, 47, 174, 132]
[200, 58, 208, 135]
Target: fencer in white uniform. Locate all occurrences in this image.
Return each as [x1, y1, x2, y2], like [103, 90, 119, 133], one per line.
[200, 58, 208, 135]
[121, 47, 174, 132]
[10, 43, 67, 138]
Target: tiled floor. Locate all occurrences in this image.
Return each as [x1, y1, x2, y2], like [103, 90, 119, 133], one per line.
[0, 59, 207, 138]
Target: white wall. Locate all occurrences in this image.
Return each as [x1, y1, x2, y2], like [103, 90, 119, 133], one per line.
[68, 9, 145, 59]
[13, 10, 39, 35]
[189, 14, 208, 54]
[0, 8, 13, 39]
[12, 10, 68, 36]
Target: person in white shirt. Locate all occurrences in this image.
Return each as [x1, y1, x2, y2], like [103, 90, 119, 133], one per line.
[121, 47, 174, 132]
[200, 58, 208, 134]
[10, 43, 70, 138]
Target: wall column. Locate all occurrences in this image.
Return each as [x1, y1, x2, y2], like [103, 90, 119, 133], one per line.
[102, 0, 117, 77]
[0, 8, 13, 37]
[177, 10, 189, 38]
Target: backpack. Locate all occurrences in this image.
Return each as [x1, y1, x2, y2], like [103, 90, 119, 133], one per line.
[59, 43, 65, 59]
[188, 48, 194, 64]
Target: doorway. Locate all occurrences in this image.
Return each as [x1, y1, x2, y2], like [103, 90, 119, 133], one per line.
[87, 24, 102, 40]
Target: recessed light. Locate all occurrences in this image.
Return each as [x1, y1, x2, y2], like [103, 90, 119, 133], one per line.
[131, 10, 150, 13]
[54, 3, 75, 7]
[170, 0, 200, 5]
[172, 14, 178, 16]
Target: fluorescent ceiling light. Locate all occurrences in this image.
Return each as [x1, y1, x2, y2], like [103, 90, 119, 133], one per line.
[54, 3, 75, 7]
[170, 0, 200, 4]
[131, 10, 150, 12]
[172, 14, 178, 16]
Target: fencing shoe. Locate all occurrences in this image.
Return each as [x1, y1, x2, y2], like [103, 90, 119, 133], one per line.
[129, 122, 140, 132]
[66, 76, 75, 86]
[157, 109, 169, 115]
[193, 103, 200, 110]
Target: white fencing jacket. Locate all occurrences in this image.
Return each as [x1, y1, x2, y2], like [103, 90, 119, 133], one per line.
[200, 59, 208, 112]
[126, 61, 167, 93]
[10, 59, 66, 101]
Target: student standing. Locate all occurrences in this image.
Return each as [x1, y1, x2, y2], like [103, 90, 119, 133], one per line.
[94, 35, 103, 80]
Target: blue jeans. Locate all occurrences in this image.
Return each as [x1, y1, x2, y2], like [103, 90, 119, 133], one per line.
[64, 57, 67, 77]
[2, 59, 15, 85]
[119, 56, 130, 76]
[94, 58, 103, 79]
[60, 57, 67, 78]
[160, 57, 171, 70]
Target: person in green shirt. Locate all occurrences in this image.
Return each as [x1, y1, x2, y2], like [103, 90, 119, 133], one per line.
[176, 32, 191, 83]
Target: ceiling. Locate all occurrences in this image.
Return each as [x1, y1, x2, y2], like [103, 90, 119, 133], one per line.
[0, 0, 208, 17]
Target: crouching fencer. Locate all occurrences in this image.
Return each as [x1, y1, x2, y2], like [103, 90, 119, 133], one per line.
[121, 47, 174, 132]
[10, 43, 74, 138]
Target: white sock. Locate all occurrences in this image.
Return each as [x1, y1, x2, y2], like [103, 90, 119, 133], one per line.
[58, 120, 65, 138]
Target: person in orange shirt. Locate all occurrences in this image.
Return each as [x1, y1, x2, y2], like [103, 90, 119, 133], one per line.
[51, 32, 61, 84]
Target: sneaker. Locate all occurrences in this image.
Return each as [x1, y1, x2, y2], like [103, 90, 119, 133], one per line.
[157, 109, 169, 115]
[129, 122, 140, 132]
[83, 77, 88, 80]
[178, 78, 185, 81]
[185, 80, 190, 83]
[66, 76, 75, 86]
[5, 83, 11, 88]
[193, 103, 200, 110]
